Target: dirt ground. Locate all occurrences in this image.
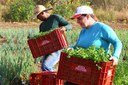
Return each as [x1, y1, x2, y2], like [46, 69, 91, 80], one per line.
[0, 22, 81, 29]
[0, 22, 40, 29]
[0, 21, 128, 29]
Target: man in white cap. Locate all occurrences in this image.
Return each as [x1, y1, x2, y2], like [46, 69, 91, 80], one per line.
[71, 5, 122, 66]
[32, 5, 72, 71]
[65, 5, 122, 85]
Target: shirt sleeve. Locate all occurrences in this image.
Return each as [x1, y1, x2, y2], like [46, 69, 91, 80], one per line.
[55, 14, 72, 30]
[101, 24, 122, 60]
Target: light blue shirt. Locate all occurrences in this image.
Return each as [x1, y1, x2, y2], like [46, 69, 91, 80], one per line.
[73, 22, 122, 60]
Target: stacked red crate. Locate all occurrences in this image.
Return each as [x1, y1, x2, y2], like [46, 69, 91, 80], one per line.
[30, 71, 64, 85]
[27, 29, 68, 58]
[57, 52, 116, 85]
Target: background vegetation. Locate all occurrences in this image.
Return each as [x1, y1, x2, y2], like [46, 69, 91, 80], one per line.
[0, 0, 128, 23]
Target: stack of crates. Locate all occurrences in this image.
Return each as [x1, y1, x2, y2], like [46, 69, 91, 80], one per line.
[28, 29, 67, 85]
[27, 29, 68, 58]
[30, 71, 64, 85]
[57, 52, 116, 85]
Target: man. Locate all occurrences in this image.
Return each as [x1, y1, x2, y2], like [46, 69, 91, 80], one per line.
[65, 5, 122, 85]
[32, 5, 72, 71]
[71, 5, 122, 66]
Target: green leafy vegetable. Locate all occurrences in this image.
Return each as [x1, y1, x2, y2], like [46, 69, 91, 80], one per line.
[63, 46, 111, 63]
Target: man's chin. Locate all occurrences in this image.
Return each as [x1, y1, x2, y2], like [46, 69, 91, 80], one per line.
[81, 26, 85, 28]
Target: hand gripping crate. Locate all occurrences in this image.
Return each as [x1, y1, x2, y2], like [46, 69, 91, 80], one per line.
[57, 52, 116, 85]
[27, 29, 68, 58]
[30, 71, 64, 85]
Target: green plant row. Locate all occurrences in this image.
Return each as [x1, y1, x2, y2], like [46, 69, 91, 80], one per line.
[0, 28, 38, 85]
[0, 28, 128, 85]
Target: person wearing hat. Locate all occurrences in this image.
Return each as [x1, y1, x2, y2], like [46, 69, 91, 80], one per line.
[71, 5, 122, 65]
[32, 5, 72, 71]
[64, 5, 122, 85]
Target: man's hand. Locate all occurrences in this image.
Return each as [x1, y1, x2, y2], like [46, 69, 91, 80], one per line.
[60, 26, 66, 32]
[67, 47, 74, 51]
[109, 56, 118, 65]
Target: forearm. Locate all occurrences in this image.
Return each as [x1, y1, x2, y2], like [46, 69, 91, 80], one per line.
[65, 23, 72, 30]
[113, 40, 122, 60]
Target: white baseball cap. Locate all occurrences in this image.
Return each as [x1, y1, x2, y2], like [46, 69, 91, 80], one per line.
[71, 6, 94, 19]
[31, 5, 53, 19]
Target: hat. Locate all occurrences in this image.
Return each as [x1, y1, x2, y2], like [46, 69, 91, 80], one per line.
[71, 6, 93, 19]
[31, 5, 53, 19]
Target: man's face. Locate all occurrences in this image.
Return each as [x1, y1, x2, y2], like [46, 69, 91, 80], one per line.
[77, 15, 89, 28]
[37, 12, 46, 21]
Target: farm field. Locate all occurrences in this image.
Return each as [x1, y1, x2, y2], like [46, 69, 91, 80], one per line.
[0, 22, 128, 85]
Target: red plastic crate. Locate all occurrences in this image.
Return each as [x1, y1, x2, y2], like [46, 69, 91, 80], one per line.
[27, 29, 68, 58]
[30, 71, 64, 85]
[57, 52, 116, 85]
